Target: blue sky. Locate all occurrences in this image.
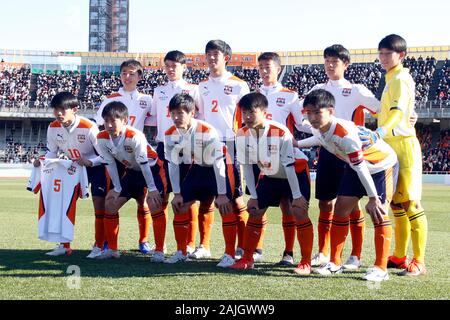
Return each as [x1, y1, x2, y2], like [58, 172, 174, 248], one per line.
[0, 0, 449, 53]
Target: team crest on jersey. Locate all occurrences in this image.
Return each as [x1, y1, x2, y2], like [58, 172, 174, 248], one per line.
[124, 145, 133, 153]
[77, 134, 86, 143]
[139, 100, 148, 109]
[276, 97, 286, 107]
[224, 85, 233, 95]
[67, 165, 77, 176]
[268, 144, 278, 154]
[342, 88, 352, 97]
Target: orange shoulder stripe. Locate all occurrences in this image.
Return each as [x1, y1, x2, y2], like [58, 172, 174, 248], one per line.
[77, 118, 93, 129]
[107, 93, 122, 99]
[165, 125, 177, 136]
[333, 123, 348, 138]
[125, 128, 137, 139]
[97, 131, 110, 140]
[49, 121, 61, 128]
[197, 122, 212, 133]
[229, 75, 245, 83]
[267, 124, 286, 137]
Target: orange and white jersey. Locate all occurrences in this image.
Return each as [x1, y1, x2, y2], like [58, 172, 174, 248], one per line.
[94, 88, 153, 132]
[302, 79, 380, 125]
[96, 125, 157, 170]
[236, 120, 308, 179]
[311, 117, 397, 174]
[258, 83, 304, 133]
[27, 159, 89, 243]
[198, 71, 250, 141]
[46, 115, 101, 166]
[148, 79, 200, 142]
[164, 119, 224, 167]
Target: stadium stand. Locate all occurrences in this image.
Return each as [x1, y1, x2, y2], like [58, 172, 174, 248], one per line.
[436, 58, 450, 103]
[0, 65, 31, 108]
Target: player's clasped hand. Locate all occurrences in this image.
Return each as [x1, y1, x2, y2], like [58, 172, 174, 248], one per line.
[365, 197, 387, 225]
[247, 198, 259, 215]
[76, 158, 93, 167]
[147, 190, 162, 210]
[171, 193, 184, 213]
[215, 195, 232, 215]
[291, 196, 309, 217]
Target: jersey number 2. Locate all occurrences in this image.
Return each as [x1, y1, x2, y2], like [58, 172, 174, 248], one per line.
[211, 100, 219, 112]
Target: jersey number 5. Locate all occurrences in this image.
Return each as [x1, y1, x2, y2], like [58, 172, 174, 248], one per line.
[211, 100, 219, 112]
[54, 179, 61, 192]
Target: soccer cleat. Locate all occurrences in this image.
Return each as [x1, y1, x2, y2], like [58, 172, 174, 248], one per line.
[398, 258, 427, 276]
[217, 253, 236, 268]
[363, 266, 389, 282]
[46, 245, 72, 256]
[294, 262, 312, 276]
[311, 252, 330, 267]
[86, 245, 103, 259]
[230, 258, 254, 270]
[138, 242, 151, 254]
[95, 250, 120, 259]
[314, 262, 343, 276]
[103, 241, 109, 251]
[186, 245, 195, 255]
[150, 251, 165, 263]
[164, 250, 187, 264]
[387, 255, 409, 269]
[235, 247, 244, 260]
[253, 251, 264, 263]
[276, 252, 294, 266]
[188, 245, 211, 259]
[343, 255, 362, 270]
[148, 243, 167, 255]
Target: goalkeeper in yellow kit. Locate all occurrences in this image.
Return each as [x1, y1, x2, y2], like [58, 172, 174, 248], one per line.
[376, 34, 427, 276]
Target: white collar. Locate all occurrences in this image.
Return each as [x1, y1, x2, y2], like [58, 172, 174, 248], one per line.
[209, 71, 232, 83]
[260, 82, 282, 94]
[327, 78, 349, 87]
[119, 87, 139, 100]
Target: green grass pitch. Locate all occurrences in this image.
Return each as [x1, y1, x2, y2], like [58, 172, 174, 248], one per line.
[0, 178, 449, 300]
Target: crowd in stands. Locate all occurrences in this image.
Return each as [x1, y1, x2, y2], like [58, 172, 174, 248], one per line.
[34, 71, 81, 108]
[283, 65, 327, 98]
[403, 56, 436, 103]
[0, 66, 31, 108]
[436, 59, 450, 103]
[83, 72, 121, 107]
[418, 128, 450, 172]
[234, 68, 262, 91]
[2, 139, 45, 164]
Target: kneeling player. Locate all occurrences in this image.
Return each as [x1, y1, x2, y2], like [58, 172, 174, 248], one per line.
[95, 101, 167, 260]
[230, 92, 313, 274]
[299, 89, 398, 281]
[164, 94, 235, 266]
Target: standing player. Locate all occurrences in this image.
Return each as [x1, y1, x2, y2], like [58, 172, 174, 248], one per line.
[94, 60, 158, 255]
[37, 92, 106, 258]
[377, 34, 427, 276]
[257, 52, 311, 265]
[230, 92, 313, 275]
[95, 101, 166, 260]
[149, 50, 200, 258]
[296, 45, 381, 270]
[194, 39, 250, 267]
[165, 94, 234, 266]
[300, 89, 398, 281]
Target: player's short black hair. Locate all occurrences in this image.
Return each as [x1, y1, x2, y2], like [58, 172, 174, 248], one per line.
[378, 34, 407, 53]
[323, 44, 351, 64]
[102, 101, 129, 121]
[303, 89, 335, 110]
[205, 40, 232, 58]
[50, 91, 79, 110]
[168, 93, 195, 113]
[257, 52, 281, 67]
[164, 50, 187, 64]
[239, 92, 268, 111]
[120, 59, 143, 76]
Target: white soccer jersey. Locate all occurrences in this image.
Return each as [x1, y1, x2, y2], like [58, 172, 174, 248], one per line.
[236, 120, 308, 179]
[310, 117, 397, 174]
[198, 71, 250, 141]
[258, 83, 304, 133]
[94, 88, 153, 132]
[96, 125, 157, 170]
[302, 79, 380, 125]
[164, 119, 224, 167]
[46, 115, 101, 166]
[149, 79, 200, 142]
[27, 159, 89, 243]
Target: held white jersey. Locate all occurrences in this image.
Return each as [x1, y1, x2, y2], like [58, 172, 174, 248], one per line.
[258, 83, 304, 133]
[96, 125, 158, 170]
[236, 120, 308, 179]
[164, 119, 224, 167]
[149, 79, 200, 142]
[302, 79, 380, 125]
[198, 71, 250, 141]
[311, 117, 397, 174]
[27, 159, 89, 243]
[46, 116, 101, 166]
[94, 88, 153, 132]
